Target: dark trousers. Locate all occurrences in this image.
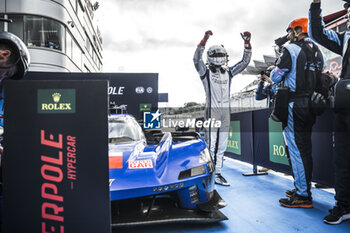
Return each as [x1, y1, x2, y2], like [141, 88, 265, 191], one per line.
[334, 113, 350, 208]
[284, 98, 315, 197]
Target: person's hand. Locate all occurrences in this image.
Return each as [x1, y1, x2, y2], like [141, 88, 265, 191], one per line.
[265, 76, 274, 84]
[199, 30, 213, 46]
[241, 31, 252, 50]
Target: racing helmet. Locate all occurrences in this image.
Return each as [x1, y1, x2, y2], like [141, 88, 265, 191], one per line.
[0, 31, 30, 80]
[207, 45, 228, 67]
[286, 17, 308, 34]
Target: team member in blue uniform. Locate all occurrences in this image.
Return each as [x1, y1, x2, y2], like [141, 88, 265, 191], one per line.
[270, 18, 325, 208]
[309, 0, 350, 224]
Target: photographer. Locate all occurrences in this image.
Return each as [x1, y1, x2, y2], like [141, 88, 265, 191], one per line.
[256, 67, 277, 108]
[256, 35, 288, 108]
[309, 0, 350, 225]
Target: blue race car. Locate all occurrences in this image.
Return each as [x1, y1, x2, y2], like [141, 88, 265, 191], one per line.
[108, 114, 227, 226]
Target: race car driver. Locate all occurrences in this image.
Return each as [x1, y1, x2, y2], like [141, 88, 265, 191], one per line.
[193, 30, 252, 186]
[270, 18, 325, 208]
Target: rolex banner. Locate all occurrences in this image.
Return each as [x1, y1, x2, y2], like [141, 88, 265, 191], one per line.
[3, 80, 111, 233]
[37, 89, 76, 114]
[226, 108, 334, 187]
[226, 121, 241, 155]
[251, 109, 291, 174]
[225, 111, 254, 164]
[268, 118, 289, 165]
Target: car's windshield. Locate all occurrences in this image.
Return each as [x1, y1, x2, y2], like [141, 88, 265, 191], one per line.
[109, 117, 143, 143]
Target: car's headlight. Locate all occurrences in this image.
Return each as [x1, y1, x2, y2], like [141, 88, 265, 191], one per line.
[178, 148, 214, 180]
[199, 148, 214, 174]
[199, 148, 211, 164]
[178, 165, 206, 180]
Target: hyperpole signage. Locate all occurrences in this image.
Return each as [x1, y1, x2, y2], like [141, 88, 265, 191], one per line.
[2, 80, 111, 233]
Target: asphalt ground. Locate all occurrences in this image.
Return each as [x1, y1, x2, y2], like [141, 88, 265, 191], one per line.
[114, 157, 350, 233]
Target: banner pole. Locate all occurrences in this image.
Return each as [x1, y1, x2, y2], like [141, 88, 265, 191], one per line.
[243, 111, 268, 176]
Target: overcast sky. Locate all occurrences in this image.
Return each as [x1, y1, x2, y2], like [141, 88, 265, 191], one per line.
[98, 0, 344, 107]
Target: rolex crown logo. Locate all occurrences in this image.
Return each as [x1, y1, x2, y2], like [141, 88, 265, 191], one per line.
[52, 93, 61, 103]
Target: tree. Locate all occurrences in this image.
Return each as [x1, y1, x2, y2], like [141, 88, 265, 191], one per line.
[183, 102, 200, 108]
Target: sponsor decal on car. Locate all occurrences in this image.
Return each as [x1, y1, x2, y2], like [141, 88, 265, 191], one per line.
[128, 159, 153, 169]
[109, 152, 123, 169]
[109, 179, 115, 186]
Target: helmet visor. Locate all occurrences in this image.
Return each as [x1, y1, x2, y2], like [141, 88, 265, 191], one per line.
[0, 57, 20, 69]
[208, 52, 226, 58]
[0, 65, 17, 80]
[0, 43, 20, 69]
[207, 57, 226, 66]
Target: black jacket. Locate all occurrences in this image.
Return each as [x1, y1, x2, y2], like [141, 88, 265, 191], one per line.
[309, 2, 350, 79]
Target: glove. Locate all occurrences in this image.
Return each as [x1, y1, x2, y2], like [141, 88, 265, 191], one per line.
[199, 30, 213, 46]
[311, 92, 326, 104]
[240, 31, 252, 50]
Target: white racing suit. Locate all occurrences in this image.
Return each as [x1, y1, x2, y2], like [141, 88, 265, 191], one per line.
[193, 44, 251, 174]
